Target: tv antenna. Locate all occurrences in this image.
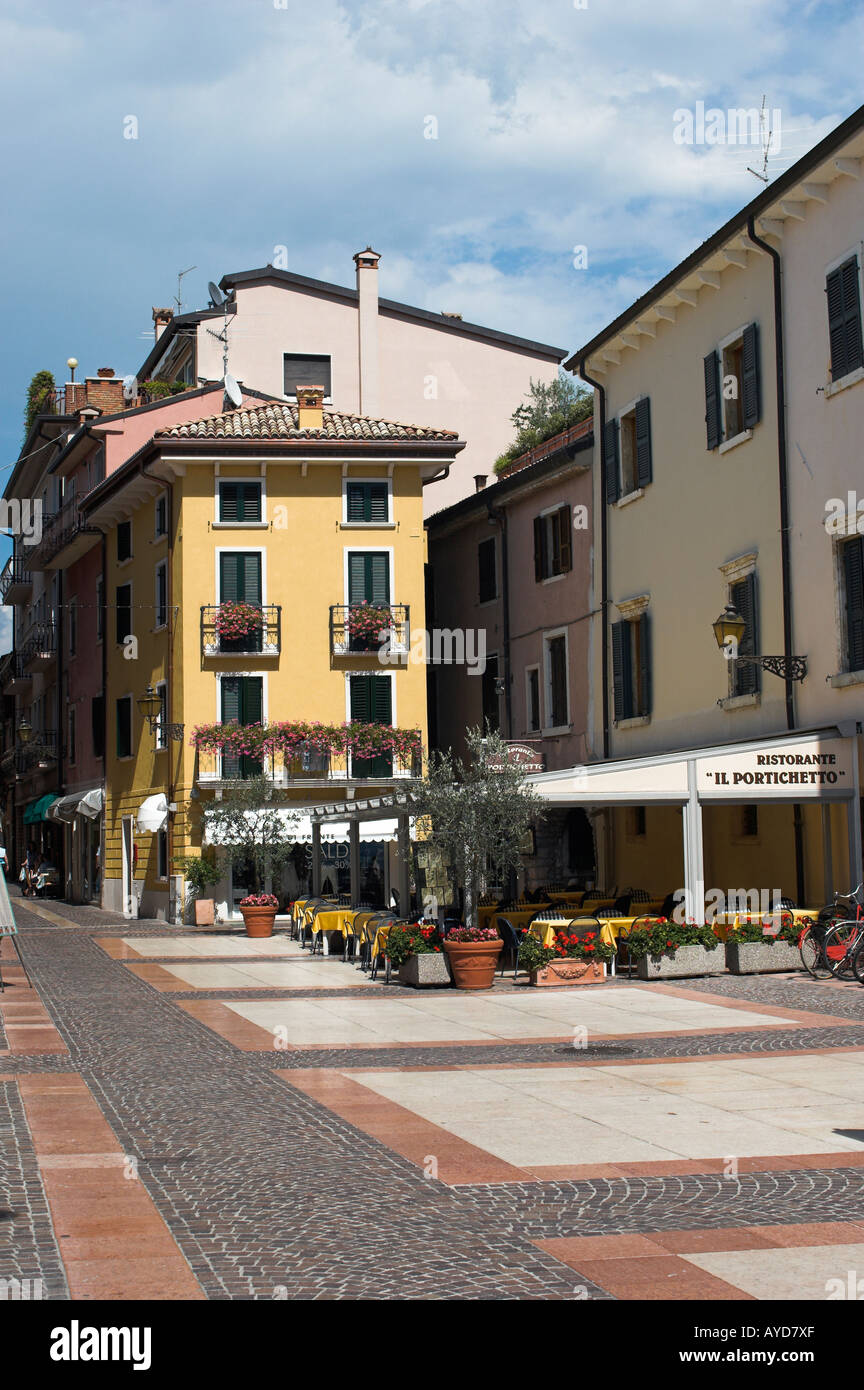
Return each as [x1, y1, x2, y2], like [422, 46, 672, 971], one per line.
[174, 265, 197, 313]
[746, 97, 773, 184]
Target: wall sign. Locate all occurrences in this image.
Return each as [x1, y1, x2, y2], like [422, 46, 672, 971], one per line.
[697, 737, 855, 799]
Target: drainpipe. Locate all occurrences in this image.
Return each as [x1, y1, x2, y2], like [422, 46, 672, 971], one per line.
[486, 504, 512, 736]
[100, 534, 107, 907]
[143, 461, 176, 921]
[577, 360, 608, 759]
[747, 215, 805, 906]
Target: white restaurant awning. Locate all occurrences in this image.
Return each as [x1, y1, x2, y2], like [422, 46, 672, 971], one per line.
[137, 794, 168, 834]
[204, 811, 400, 846]
[46, 787, 104, 824]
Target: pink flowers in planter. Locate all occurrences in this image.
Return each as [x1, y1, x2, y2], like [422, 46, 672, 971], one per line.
[239, 893, 278, 907]
[346, 602, 393, 642]
[191, 720, 422, 765]
[213, 601, 264, 640]
[446, 925, 500, 942]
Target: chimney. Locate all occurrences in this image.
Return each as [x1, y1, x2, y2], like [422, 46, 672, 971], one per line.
[84, 370, 125, 414]
[296, 384, 325, 431]
[152, 307, 174, 340]
[353, 246, 380, 416]
[474, 474, 487, 492]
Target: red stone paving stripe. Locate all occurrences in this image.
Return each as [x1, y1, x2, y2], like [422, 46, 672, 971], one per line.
[524, 1151, 864, 1181]
[93, 938, 147, 961]
[123, 962, 190, 991]
[0, 967, 68, 1054]
[535, 1238, 755, 1300]
[15, 1073, 204, 1301]
[177, 998, 279, 1050]
[280, 1067, 535, 1185]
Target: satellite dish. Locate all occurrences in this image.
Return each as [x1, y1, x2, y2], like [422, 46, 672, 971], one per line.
[122, 375, 139, 401]
[208, 281, 225, 308]
[224, 374, 242, 408]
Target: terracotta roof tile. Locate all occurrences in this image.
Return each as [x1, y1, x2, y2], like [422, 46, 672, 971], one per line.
[155, 400, 459, 442]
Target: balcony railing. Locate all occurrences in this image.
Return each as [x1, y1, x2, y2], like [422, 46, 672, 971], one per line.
[196, 742, 421, 788]
[0, 651, 31, 689]
[21, 622, 57, 670]
[329, 603, 410, 657]
[200, 605, 281, 657]
[0, 556, 32, 603]
[18, 729, 58, 773]
[29, 496, 98, 570]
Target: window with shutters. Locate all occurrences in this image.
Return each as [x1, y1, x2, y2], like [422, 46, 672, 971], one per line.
[842, 536, 864, 672]
[347, 551, 391, 606]
[611, 612, 652, 723]
[116, 696, 133, 759]
[481, 654, 500, 734]
[155, 561, 168, 629]
[117, 521, 132, 563]
[115, 582, 132, 646]
[283, 353, 332, 399]
[543, 631, 569, 730]
[220, 676, 264, 778]
[92, 695, 105, 759]
[605, 397, 652, 503]
[349, 673, 394, 777]
[526, 666, 540, 733]
[155, 682, 168, 752]
[154, 493, 168, 538]
[730, 572, 759, 697]
[533, 505, 572, 581]
[705, 324, 760, 449]
[218, 481, 263, 524]
[478, 537, 497, 602]
[343, 479, 391, 525]
[826, 254, 864, 383]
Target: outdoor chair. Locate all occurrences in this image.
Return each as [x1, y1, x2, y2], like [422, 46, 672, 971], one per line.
[617, 913, 657, 979]
[627, 888, 653, 903]
[495, 916, 524, 979]
[367, 912, 397, 980]
[595, 906, 621, 918]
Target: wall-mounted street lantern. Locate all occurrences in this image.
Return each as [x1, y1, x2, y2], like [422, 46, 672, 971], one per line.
[136, 685, 184, 741]
[712, 604, 807, 682]
[17, 717, 32, 744]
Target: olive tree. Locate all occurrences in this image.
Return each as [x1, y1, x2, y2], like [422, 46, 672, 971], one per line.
[408, 727, 543, 926]
[202, 775, 299, 896]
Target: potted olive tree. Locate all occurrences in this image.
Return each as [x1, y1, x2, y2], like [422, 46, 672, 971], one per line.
[202, 776, 298, 938]
[176, 852, 222, 926]
[407, 727, 543, 988]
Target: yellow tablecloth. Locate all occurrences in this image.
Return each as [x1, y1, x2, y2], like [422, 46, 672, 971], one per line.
[477, 904, 551, 930]
[547, 892, 585, 905]
[311, 909, 360, 940]
[579, 897, 617, 913]
[711, 907, 817, 942]
[531, 915, 666, 949]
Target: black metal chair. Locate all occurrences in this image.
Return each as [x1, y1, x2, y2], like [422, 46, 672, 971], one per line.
[495, 916, 524, 979]
[617, 913, 656, 979]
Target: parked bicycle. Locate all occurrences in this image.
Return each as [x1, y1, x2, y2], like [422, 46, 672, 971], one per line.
[798, 882, 864, 980]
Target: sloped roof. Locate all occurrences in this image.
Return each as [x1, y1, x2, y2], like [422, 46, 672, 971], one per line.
[155, 400, 460, 442]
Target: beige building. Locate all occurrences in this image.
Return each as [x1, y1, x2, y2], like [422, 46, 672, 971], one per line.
[532, 105, 864, 915]
[138, 249, 565, 514]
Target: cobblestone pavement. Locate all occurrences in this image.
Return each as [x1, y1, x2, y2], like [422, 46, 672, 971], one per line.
[5, 897, 864, 1302]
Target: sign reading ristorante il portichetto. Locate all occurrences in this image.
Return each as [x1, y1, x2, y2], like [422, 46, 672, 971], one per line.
[697, 739, 854, 798]
[487, 742, 546, 774]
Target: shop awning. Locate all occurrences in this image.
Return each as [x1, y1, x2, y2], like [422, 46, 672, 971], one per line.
[137, 793, 168, 833]
[47, 794, 82, 824]
[204, 811, 401, 846]
[77, 787, 103, 819]
[23, 794, 58, 824]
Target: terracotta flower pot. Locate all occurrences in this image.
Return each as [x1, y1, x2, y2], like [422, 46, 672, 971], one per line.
[443, 938, 503, 990]
[531, 958, 606, 987]
[239, 905, 277, 938]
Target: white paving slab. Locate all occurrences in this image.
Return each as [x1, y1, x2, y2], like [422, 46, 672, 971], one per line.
[122, 934, 306, 958]
[156, 960, 372, 990]
[683, 1244, 864, 1300]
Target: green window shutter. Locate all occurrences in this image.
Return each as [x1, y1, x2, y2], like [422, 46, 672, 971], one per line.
[741, 323, 761, 429]
[219, 483, 239, 522]
[116, 698, 131, 759]
[219, 553, 241, 601]
[240, 676, 263, 725]
[348, 552, 367, 603]
[117, 522, 132, 563]
[611, 620, 630, 722]
[367, 482, 388, 523]
[220, 553, 261, 603]
[635, 397, 653, 487]
[533, 516, 545, 582]
[827, 258, 864, 382]
[348, 553, 389, 604]
[346, 481, 388, 523]
[115, 583, 131, 644]
[731, 574, 759, 696]
[638, 612, 652, 717]
[369, 554, 389, 605]
[604, 420, 620, 503]
[558, 506, 572, 573]
[350, 675, 372, 722]
[242, 553, 262, 604]
[704, 350, 721, 449]
[370, 674, 392, 724]
[549, 637, 568, 726]
[239, 483, 261, 522]
[221, 677, 241, 723]
[844, 538, 864, 671]
[346, 483, 366, 522]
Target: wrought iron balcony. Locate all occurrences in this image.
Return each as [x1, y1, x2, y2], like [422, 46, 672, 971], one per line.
[329, 603, 410, 657]
[18, 729, 58, 773]
[21, 622, 57, 671]
[29, 496, 99, 570]
[0, 651, 31, 690]
[200, 605, 281, 657]
[0, 556, 32, 604]
[196, 741, 420, 789]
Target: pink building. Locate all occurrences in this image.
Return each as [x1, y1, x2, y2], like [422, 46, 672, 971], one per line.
[137, 249, 566, 514]
[426, 420, 596, 887]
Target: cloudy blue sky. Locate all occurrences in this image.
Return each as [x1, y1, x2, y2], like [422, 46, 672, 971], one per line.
[0, 0, 860, 645]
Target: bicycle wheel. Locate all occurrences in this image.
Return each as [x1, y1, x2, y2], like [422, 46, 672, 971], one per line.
[823, 921, 860, 978]
[798, 924, 832, 980]
[852, 939, 864, 986]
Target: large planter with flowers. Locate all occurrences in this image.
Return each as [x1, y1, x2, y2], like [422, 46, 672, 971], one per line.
[239, 893, 278, 938]
[625, 921, 726, 979]
[725, 913, 806, 974]
[387, 922, 452, 987]
[519, 926, 613, 986]
[347, 602, 394, 653]
[443, 926, 503, 990]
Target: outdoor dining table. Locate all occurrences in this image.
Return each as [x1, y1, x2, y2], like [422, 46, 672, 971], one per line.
[529, 914, 666, 950]
[546, 892, 585, 905]
[478, 904, 551, 930]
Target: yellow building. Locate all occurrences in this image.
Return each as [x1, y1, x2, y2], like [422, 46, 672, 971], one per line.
[80, 389, 463, 919]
